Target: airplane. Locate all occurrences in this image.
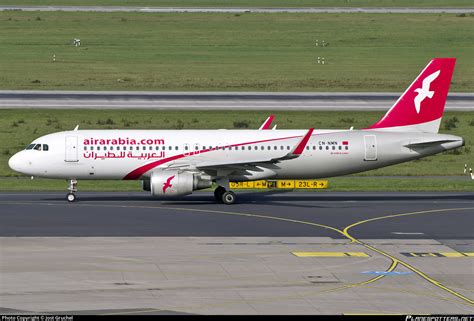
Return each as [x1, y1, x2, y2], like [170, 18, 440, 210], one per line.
[8, 58, 463, 204]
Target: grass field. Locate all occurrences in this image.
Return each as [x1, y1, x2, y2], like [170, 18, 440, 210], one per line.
[0, 12, 473, 92]
[2, 1, 474, 7]
[0, 109, 472, 181]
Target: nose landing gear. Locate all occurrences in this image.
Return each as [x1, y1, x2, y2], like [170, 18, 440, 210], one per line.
[66, 179, 77, 202]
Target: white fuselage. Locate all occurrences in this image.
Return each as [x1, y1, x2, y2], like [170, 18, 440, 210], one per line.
[8, 129, 464, 182]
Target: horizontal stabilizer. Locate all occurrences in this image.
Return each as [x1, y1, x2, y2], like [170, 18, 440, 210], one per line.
[404, 139, 460, 148]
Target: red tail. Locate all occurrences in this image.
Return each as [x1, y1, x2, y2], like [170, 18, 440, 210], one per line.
[368, 58, 456, 133]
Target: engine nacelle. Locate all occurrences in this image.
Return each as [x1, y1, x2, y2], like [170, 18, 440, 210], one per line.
[150, 170, 212, 197]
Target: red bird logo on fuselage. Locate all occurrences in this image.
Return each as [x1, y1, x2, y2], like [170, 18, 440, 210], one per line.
[162, 175, 175, 193]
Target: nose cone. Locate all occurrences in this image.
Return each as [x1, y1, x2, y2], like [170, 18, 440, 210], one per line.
[8, 152, 26, 173]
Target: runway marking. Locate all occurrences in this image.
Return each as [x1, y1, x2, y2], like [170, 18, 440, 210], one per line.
[1, 201, 473, 309]
[392, 232, 424, 235]
[401, 252, 474, 258]
[342, 207, 474, 306]
[292, 252, 370, 257]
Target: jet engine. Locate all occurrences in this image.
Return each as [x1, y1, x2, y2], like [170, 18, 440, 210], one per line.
[148, 170, 212, 197]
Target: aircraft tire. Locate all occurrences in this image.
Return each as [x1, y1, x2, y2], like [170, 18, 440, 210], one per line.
[221, 191, 236, 205]
[66, 193, 76, 202]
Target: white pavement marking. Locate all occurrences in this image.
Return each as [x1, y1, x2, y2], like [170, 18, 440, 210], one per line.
[392, 232, 425, 235]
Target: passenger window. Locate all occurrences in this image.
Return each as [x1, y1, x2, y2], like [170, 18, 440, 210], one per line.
[149, 146, 152, 150]
[261, 146, 264, 150]
[185, 146, 189, 151]
[104, 146, 107, 150]
[90, 146, 94, 151]
[248, 146, 251, 150]
[254, 146, 258, 150]
[326, 146, 329, 150]
[319, 146, 323, 150]
[169, 146, 172, 150]
[306, 146, 309, 150]
[175, 146, 178, 150]
[287, 146, 290, 150]
[345, 146, 349, 150]
[142, 146, 146, 150]
[332, 146, 335, 150]
[83, 146, 87, 151]
[338, 146, 342, 150]
[313, 146, 316, 150]
[97, 146, 101, 151]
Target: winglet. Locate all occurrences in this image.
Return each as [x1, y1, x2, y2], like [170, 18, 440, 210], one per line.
[291, 128, 314, 155]
[274, 128, 314, 162]
[259, 115, 274, 130]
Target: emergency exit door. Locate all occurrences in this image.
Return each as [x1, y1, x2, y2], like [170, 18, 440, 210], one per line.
[65, 136, 78, 162]
[364, 135, 377, 161]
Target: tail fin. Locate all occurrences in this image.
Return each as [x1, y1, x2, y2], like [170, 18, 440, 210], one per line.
[367, 58, 456, 133]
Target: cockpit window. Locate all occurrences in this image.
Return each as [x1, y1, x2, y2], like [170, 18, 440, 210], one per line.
[27, 143, 49, 151]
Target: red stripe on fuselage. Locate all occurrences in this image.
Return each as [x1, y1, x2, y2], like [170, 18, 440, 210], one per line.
[123, 134, 304, 180]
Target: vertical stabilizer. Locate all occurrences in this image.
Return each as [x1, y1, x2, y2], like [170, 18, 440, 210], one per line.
[367, 58, 456, 133]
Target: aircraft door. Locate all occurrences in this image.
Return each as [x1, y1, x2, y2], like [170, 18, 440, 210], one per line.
[65, 136, 79, 162]
[364, 135, 377, 161]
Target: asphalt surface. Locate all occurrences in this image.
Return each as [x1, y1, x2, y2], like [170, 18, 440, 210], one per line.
[1, 191, 473, 238]
[1, 6, 474, 13]
[1, 91, 473, 110]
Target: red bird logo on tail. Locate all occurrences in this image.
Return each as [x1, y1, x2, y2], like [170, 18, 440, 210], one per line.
[162, 175, 175, 193]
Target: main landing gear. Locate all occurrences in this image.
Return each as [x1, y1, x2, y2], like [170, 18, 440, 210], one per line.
[66, 179, 77, 202]
[214, 186, 236, 205]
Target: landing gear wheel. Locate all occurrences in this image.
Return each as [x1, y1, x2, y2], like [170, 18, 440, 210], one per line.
[66, 192, 76, 202]
[221, 191, 236, 205]
[214, 186, 226, 201]
[67, 179, 78, 203]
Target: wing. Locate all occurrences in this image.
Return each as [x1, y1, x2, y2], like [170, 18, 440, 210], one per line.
[168, 128, 314, 171]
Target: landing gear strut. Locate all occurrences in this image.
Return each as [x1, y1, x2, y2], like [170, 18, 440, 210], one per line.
[214, 186, 226, 201]
[214, 186, 236, 205]
[66, 179, 77, 202]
